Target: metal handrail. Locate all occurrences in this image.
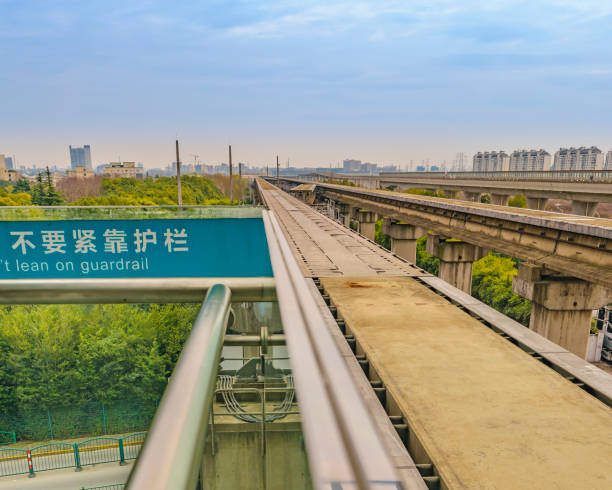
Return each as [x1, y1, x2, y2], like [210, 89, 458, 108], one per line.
[0, 277, 274, 304]
[262, 209, 401, 490]
[126, 284, 231, 489]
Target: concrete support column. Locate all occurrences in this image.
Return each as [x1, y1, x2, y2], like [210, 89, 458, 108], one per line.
[426, 236, 486, 293]
[490, 194, 509, 206]
[339, 204, 356, 227]
[512, 263, 611, 359]
[357, 210, 377, 241]
[382, 219, 425, 263]
[526, 197, 548, 211]
[571, 200, 598, 217]
[444, 190, 458, 199]
[463, 191, 481, 202]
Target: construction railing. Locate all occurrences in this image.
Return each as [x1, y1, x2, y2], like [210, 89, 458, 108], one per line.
[0, 432, 145, 478]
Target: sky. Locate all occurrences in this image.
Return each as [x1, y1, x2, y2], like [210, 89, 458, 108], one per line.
[1, 0, 611, 169]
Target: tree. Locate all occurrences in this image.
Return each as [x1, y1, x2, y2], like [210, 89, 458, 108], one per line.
[43, 167, 65, 205]
[30, 172, 45, 205]
[12, 178, 31, 194]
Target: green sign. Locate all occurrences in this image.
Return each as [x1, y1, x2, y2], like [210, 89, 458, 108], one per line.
[0, 218, 272, 279]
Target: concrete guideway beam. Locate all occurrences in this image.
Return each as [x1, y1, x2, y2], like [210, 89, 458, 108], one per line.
[315, 185, 612, 291]
[382, 218, 426, 263]
[512, 263, 612, 359]
[426, 236, 487, 293]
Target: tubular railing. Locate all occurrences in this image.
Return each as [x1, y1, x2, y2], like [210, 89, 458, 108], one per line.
[126, 284, 231, 489]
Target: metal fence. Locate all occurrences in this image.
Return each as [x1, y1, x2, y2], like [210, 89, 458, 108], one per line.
[0, 432, 145, 478]
[82, 485, 125, 490]
[0, 432, 16, 446]
[0, 399, 157, 441]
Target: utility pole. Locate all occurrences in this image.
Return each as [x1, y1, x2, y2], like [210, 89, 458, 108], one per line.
[276, 155, 279, 181]
[175, 139, 182, 206]
[229, 145, 233, 203]
[238, 161, 243, 204]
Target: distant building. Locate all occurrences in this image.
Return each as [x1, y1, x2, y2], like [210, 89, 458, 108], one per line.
[4, 156, 14, 169]
[553, 147, 604, 171]
[65, 166, 95, 179]
[343, 159, 362, 172]
[605, 150, 612, 170]
[69, 145, 92, 169]
[103, 162, 144, 179]
[361, 162, 377, 173]
[509, 149, 551, 171]
[0, 154, 5, 169]
[472, 151, 510, 172]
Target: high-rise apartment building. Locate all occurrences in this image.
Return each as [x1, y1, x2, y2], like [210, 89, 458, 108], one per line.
[472, 151, 510, 171]
[509, 149, 551, 171]
[553, 147, 604, 171]
[605, 150, 612, 170]
[5, 156, 13, 169]
[0, 154, 5, 169]
[343, 159, 362, 172]
[69, 145, 92, 169]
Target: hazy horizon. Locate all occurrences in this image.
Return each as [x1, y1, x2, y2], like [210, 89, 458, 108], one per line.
[2, 1, 611, 168]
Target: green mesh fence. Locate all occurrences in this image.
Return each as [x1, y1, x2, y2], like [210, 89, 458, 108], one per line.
[0, 432, 16, 446]
[0, 400, 157, 441]
[82, 485, 125, 490]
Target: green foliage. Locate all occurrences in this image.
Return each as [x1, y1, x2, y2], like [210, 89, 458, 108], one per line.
[0, 188, 31, 206]
[508, 195, 527, 208]
[374, 219, 391, 250]
[403, 188, 447, 198]
[0, 303, 199, 415]
[71, 176, 227, 206]
[12, 178, 31, 194]
[324, 179, 355, 186]
[471, 254, 531, 326]
[30, 169, 65, 206]
[415, 236, 439, 275]
[480, 194, 491, 204]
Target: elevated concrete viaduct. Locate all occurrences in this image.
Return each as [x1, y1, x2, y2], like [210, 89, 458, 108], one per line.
[275, 178, 612, 358]
[303, 171, 612, 216]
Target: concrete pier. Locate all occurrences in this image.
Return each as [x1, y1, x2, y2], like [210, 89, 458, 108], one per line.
[426, 236, 486, 294]
[382, 219, 424, 263]
[357, 210, 377, 241]
[512, 263, 611, 358]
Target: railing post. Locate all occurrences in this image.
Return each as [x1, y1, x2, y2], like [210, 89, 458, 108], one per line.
[118, 438, 126, 466]
[11, 431, 16, 444]
[47, 409, 54, 440]
[26, 449, 35, 478]
[102, 402, 108, 434]
[74, 443, 82, 472]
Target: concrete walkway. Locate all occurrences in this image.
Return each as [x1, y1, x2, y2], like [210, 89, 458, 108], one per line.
[0, 461, 131, 489]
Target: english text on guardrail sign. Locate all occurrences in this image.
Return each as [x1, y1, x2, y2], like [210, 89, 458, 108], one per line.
[0, 218, 272, 279]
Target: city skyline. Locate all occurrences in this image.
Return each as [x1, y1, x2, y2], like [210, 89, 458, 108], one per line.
[1, 1, 612, 167]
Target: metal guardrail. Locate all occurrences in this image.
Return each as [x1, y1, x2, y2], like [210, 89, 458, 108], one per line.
[262, 209, 401, 490]
[304, 170, 612, 183]
[126, 284, 231, 489]
[0, 432, 145, 478]
[0, 277, 275, 304]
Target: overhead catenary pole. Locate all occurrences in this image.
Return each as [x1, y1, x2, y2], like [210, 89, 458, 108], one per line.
[238, 161, 243, 204]
[276, 155, 279, 181]
[175, 139, 182, 206]
[229, 145, 233, 203]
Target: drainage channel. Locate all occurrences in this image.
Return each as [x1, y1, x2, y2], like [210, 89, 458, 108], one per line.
[312, 277, 441, 490]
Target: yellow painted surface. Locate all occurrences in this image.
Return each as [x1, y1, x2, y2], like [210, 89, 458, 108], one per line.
[322, 276, 612, 490]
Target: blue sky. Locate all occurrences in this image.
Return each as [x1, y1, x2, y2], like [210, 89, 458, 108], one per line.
[1, 0, 611, 168]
